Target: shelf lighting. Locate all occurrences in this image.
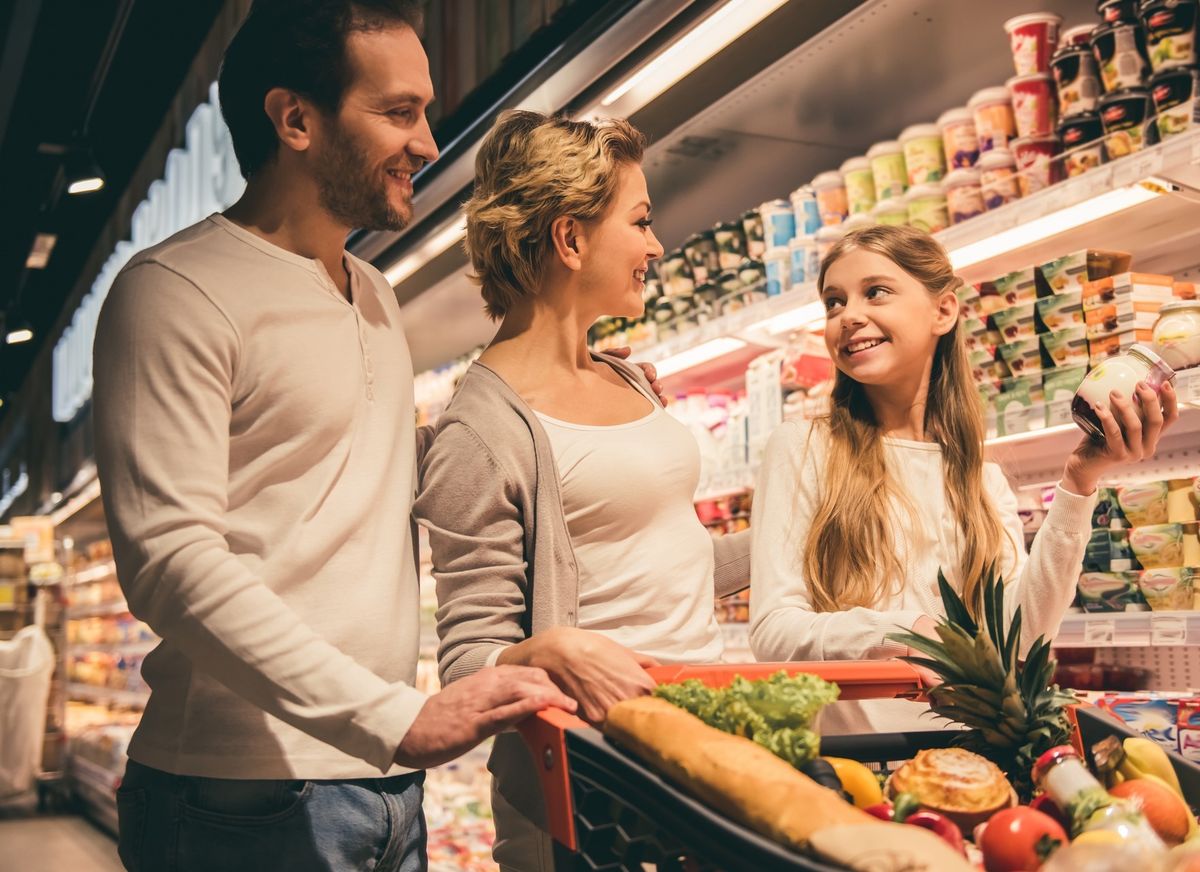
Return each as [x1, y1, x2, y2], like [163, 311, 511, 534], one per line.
[947, 182, 1163, 270]
[654, 337, 747, 378]
[383, 215, 468, 287]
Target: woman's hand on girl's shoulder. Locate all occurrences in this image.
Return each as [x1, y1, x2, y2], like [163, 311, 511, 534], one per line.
[1062, 380, 1180, 495]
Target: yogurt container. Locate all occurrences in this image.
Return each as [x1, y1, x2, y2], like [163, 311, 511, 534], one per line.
[943, 168, 985, 225]
[713, 220, 748, 270]
[872, 197, 909, 226]
[839, 156, 877, 215]
[1118, 480, 1170, 526]
[1091, 19, 1152, 91]
[899, 124, 948, 185]
[740, 208, 766, 258]
[969, 87, 1018, 151]
[814, 224, 846, 263]
[1052, 40, 1103, 115]
[937, 107, 981, 169]
[1072, 343, 1176, 439]
[1100, 0, 1141, 24]
[1058, 112, 1106, 176]
[763, 246, 791, 297]
[904, 183, 950, 234]
[1141, 0, 1198, 72]
[658, 250, 694, 297]
[811, 172, 849, 227]
[866, 140, 908, 200]
[843, 213, 875, 233]
[683, 231, 720, 284]
[1062, 23, 1100, 46]
[1011, 136, 1062, 195]
[788, 186, 822, 237]
[1099, 87, 1160, 157]
[1005, 12, 1063, 75]
[760, 198, 798, 248]
[1008, 73, 1060, 137]
[1151, 65, 1200, 138]
[788, 235, 820, 287]
[1130, 523, 1186, 568]
[978, 149, 1022, 210]
[1153, 300, 1200, 369]
[1138, 567, 1196, 610]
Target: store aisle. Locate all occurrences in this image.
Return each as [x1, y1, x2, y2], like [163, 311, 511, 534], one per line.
[0, 815, 122, 872]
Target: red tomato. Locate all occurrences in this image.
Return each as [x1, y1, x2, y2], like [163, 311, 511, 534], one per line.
[979, 807, 1068, 872]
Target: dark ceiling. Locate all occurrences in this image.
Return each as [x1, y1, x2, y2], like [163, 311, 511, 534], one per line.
[0, 0, 225, 416]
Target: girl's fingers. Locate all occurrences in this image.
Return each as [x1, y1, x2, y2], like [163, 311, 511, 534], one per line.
[1109, 391, 1143, 458]
[1162, 380, 1180, 427]
[1093, 401, 1127, 460]
[1137, 382, 1164, 453]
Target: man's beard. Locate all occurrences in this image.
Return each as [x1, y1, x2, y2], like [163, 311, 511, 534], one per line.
[313, 124, 412, 232]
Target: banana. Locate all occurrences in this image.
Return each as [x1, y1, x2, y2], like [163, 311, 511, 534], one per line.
[1122, 737, 1185, 799]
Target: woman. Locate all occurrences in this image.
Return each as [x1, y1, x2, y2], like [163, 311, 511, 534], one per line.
[750, 224, 1178, 734]
[413, 110, 750, 871]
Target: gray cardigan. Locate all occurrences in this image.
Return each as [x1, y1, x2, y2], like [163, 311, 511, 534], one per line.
[413, 355, 752, 687]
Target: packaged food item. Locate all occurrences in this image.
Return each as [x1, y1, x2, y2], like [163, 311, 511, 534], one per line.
[1120, 479, 1172, 528]
[970, 348, 1005, 385]
[899, 124, 947, 185]
[1130, 523, 1186, 567]
[999, 337, 1044, 376]
[993, 266, 1039, 308]
[978, 149, 1022, 210]
[1085, 527, 1139, 572]
[810, 173, 848, 228]
[1038, 249, 1132, 296]
[1064, 23, 1100, 46]
[1099, 86, 1160, 156]
[1089, 328, 1158, 364]
[658, 250, 694, 297]
[1139, 566, 1195, 609]
[1150, 65, 1200, 138]
[943, 168, 985, 225]
[1008, 73, 1060, 137]
[842, 213, 874, 234]
[1052, 38, 1104, 115]
[713, 220, 748, 271]
[685, 232, 721, 285]
[1140, 0, 1198, 72]
[1037, 292, 1085, 332]
[1176, 280, 1198, 299]
[872, 197, 908, 226]
[1041, 326, 1090, 367]
[903, 183, 949, 233]
[1077, 570, 1148, 610]
[788, 235, 819, 287]
[969, 86, 1018, 151]
[1152, 300, 1200, 369]
[814, 224, 846, 263]
[1006, 12, 1064, 75]
[763, 246, 791, 297]
[994, 302, 1038, 342]
[1100, 0, 1141, 25]
[838, 156, 876, 215]
[995, 374, 1042, 434]
[760, 198, 798, 250]
[1057, 112, 1106, 176]
[1083, 272, 1177, 310]
[937, 107, 980, 169]
[1167, 476, 1200, 522]
[1011, 135, 1061, 195]
[788, 187, 822, 238]
[1096, 697, 1179, 751]
[1091, 19, 1152, 92]
[740, 207, 766, 259]
[866, 140, 908, 200]
[1073, 344, 1175, 438]
[1043, 363, 1089, 403]
[1086, 299, 1167, 340]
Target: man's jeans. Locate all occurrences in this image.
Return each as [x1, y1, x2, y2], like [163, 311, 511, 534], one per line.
[116, 759, 427, 871]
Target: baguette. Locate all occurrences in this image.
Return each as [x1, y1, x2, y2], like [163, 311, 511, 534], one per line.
[604, 697, 873, 850]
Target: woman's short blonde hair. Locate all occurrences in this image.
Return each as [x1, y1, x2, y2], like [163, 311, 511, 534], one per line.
[463, 110, 646, 320]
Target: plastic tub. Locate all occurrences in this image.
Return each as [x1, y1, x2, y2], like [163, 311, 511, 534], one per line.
[1008, 73, 1059, 137]
[811, 172, 849, 227]
[969, 86, 1018, 151]
[978, 149, 1022, 210]
[943, 168, 985, 225]
[1058, 113, 1106, 176]
[1011, 135, 1062, 195]
[1150, 65, 1200, 138]
[1052, 40, 1103, 115]
[866, 140, 908, 200]
[1141, 0, 1199, 72]
[1099, 86, 1160, 157]
[937, 107, 980, 169]
[839, 156, 876, 215]
[1091, 19, 1152, 92]
[904, 183, 950, 234]
[871, 197, 908, 227]
[899, 123, 947, 185]
[788, 187, 822, 238]
[1005, 12, 1063, 75]
[760, 198, 798, 248]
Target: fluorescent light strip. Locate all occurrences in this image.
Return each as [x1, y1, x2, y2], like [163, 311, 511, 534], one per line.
[947, 183, 1161, 270]
[599, 0, 789, 110]
[746, 299, 826, 336]
[654, 337, 747, 378]
[984, 422, 1077, 448]
[384, 215, 468, 287]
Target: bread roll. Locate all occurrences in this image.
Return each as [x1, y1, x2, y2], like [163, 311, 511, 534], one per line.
[604, 697, 873, 850]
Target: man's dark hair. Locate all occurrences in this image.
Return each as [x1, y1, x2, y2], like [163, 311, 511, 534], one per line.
[218, 0, 424, 179]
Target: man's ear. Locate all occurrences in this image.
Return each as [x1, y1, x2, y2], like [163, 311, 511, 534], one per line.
[933, 288, 961, 337]
[263, 87, 313, 155]
[550, 215, 584, 271]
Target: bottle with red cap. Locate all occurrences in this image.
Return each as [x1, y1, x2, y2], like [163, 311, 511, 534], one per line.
[1032, 745, 1165, 849]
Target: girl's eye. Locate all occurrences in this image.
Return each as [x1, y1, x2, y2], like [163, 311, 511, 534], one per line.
[866, 285, 891, 300]
[823, 297, 844, 312]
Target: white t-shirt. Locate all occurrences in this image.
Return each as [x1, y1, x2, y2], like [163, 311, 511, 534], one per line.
[750, 419, 1096, 735]
[535, 402, 725, 664]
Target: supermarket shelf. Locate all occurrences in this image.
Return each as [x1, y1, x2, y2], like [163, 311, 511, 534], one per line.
[69, 640, 157, 656]
[1054, 611, 1200, 649]
[70, 560, 116, 585]
[67, 683, 148, 708]
[66, 600, 130, 620]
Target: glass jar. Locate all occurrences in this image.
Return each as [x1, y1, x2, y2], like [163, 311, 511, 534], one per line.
[1153, 300, 1200, 369]
[1073, 343, 1176, 438]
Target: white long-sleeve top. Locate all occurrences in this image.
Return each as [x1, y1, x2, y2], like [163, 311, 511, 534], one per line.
[750, 419, 1096, 734]
[92, 215, 426, 779]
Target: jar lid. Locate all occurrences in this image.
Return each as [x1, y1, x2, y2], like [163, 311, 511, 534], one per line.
[1128, 343, 1176, 379]
[812, 170, 845, 189]
[937, 106, 973, 128]
[1159, 300, 1200, 315]
[788, 186, 815, 200]
[761, 198, 791, 209]
[900, 123, 941, 142]
[978, 148, 1017, 169]
[873, 197, 908, 213]
[944, 167, 982, 186]
[839, 155, 871, 173]
[1004, 12, 1063, 33]
[843, 214, 875, 231]
[969, 86, 1012, 108]
[905, 183, 946, 200]
[867, 140, 903, 157]
[815, 224, 847, 241]
[1032, 745, 1080, 784]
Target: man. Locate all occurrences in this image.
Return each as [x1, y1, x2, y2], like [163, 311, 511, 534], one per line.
[93, 2, 577, 869]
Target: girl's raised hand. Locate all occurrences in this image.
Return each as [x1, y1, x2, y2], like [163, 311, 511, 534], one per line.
[1062, 380, 1180, 496]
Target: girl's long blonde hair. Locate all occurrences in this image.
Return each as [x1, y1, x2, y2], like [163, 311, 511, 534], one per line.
[802, 224, 1010, 618]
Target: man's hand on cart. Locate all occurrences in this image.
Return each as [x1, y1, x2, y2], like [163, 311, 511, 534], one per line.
[497, 626, 660, 725]
[394, 664, 576, 769]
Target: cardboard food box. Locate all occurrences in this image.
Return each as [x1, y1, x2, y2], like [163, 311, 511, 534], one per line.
[1036, 249, 1132, 296]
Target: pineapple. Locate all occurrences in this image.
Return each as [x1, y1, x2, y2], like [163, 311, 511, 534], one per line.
[887, 567, 1076, 799]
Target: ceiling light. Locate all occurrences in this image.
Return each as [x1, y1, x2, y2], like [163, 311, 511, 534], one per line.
[25, 233, 58, 269]
[384, 216, 467, 287]
[947, 182, 1162, 270]
[65, 148, 106, 195]
[5, 320, 34, 345]
[654, 337, 746, 378]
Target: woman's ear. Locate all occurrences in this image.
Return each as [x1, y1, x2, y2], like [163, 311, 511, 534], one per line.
[933, 288, 961, 337]
[550, 215, 584, 271]
[264, 87, 312, 155]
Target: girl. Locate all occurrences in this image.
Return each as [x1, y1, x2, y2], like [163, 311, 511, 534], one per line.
[750, 224, 1178, 733]
[414, 110, 750, 871]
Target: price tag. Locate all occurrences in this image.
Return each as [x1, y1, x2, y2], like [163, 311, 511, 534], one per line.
[1131, 150, 1163, 181]
[1083, 619, 1116, 644]
[1151, 616, 1187, 646]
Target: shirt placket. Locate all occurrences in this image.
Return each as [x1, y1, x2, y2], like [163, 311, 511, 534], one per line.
[318, 263, 375, 402]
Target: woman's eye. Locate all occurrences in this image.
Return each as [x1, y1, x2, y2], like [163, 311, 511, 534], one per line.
[636, 219, 654, 229]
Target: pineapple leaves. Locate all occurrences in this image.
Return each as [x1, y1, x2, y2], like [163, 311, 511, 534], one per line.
[936, 569, 976, 636]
